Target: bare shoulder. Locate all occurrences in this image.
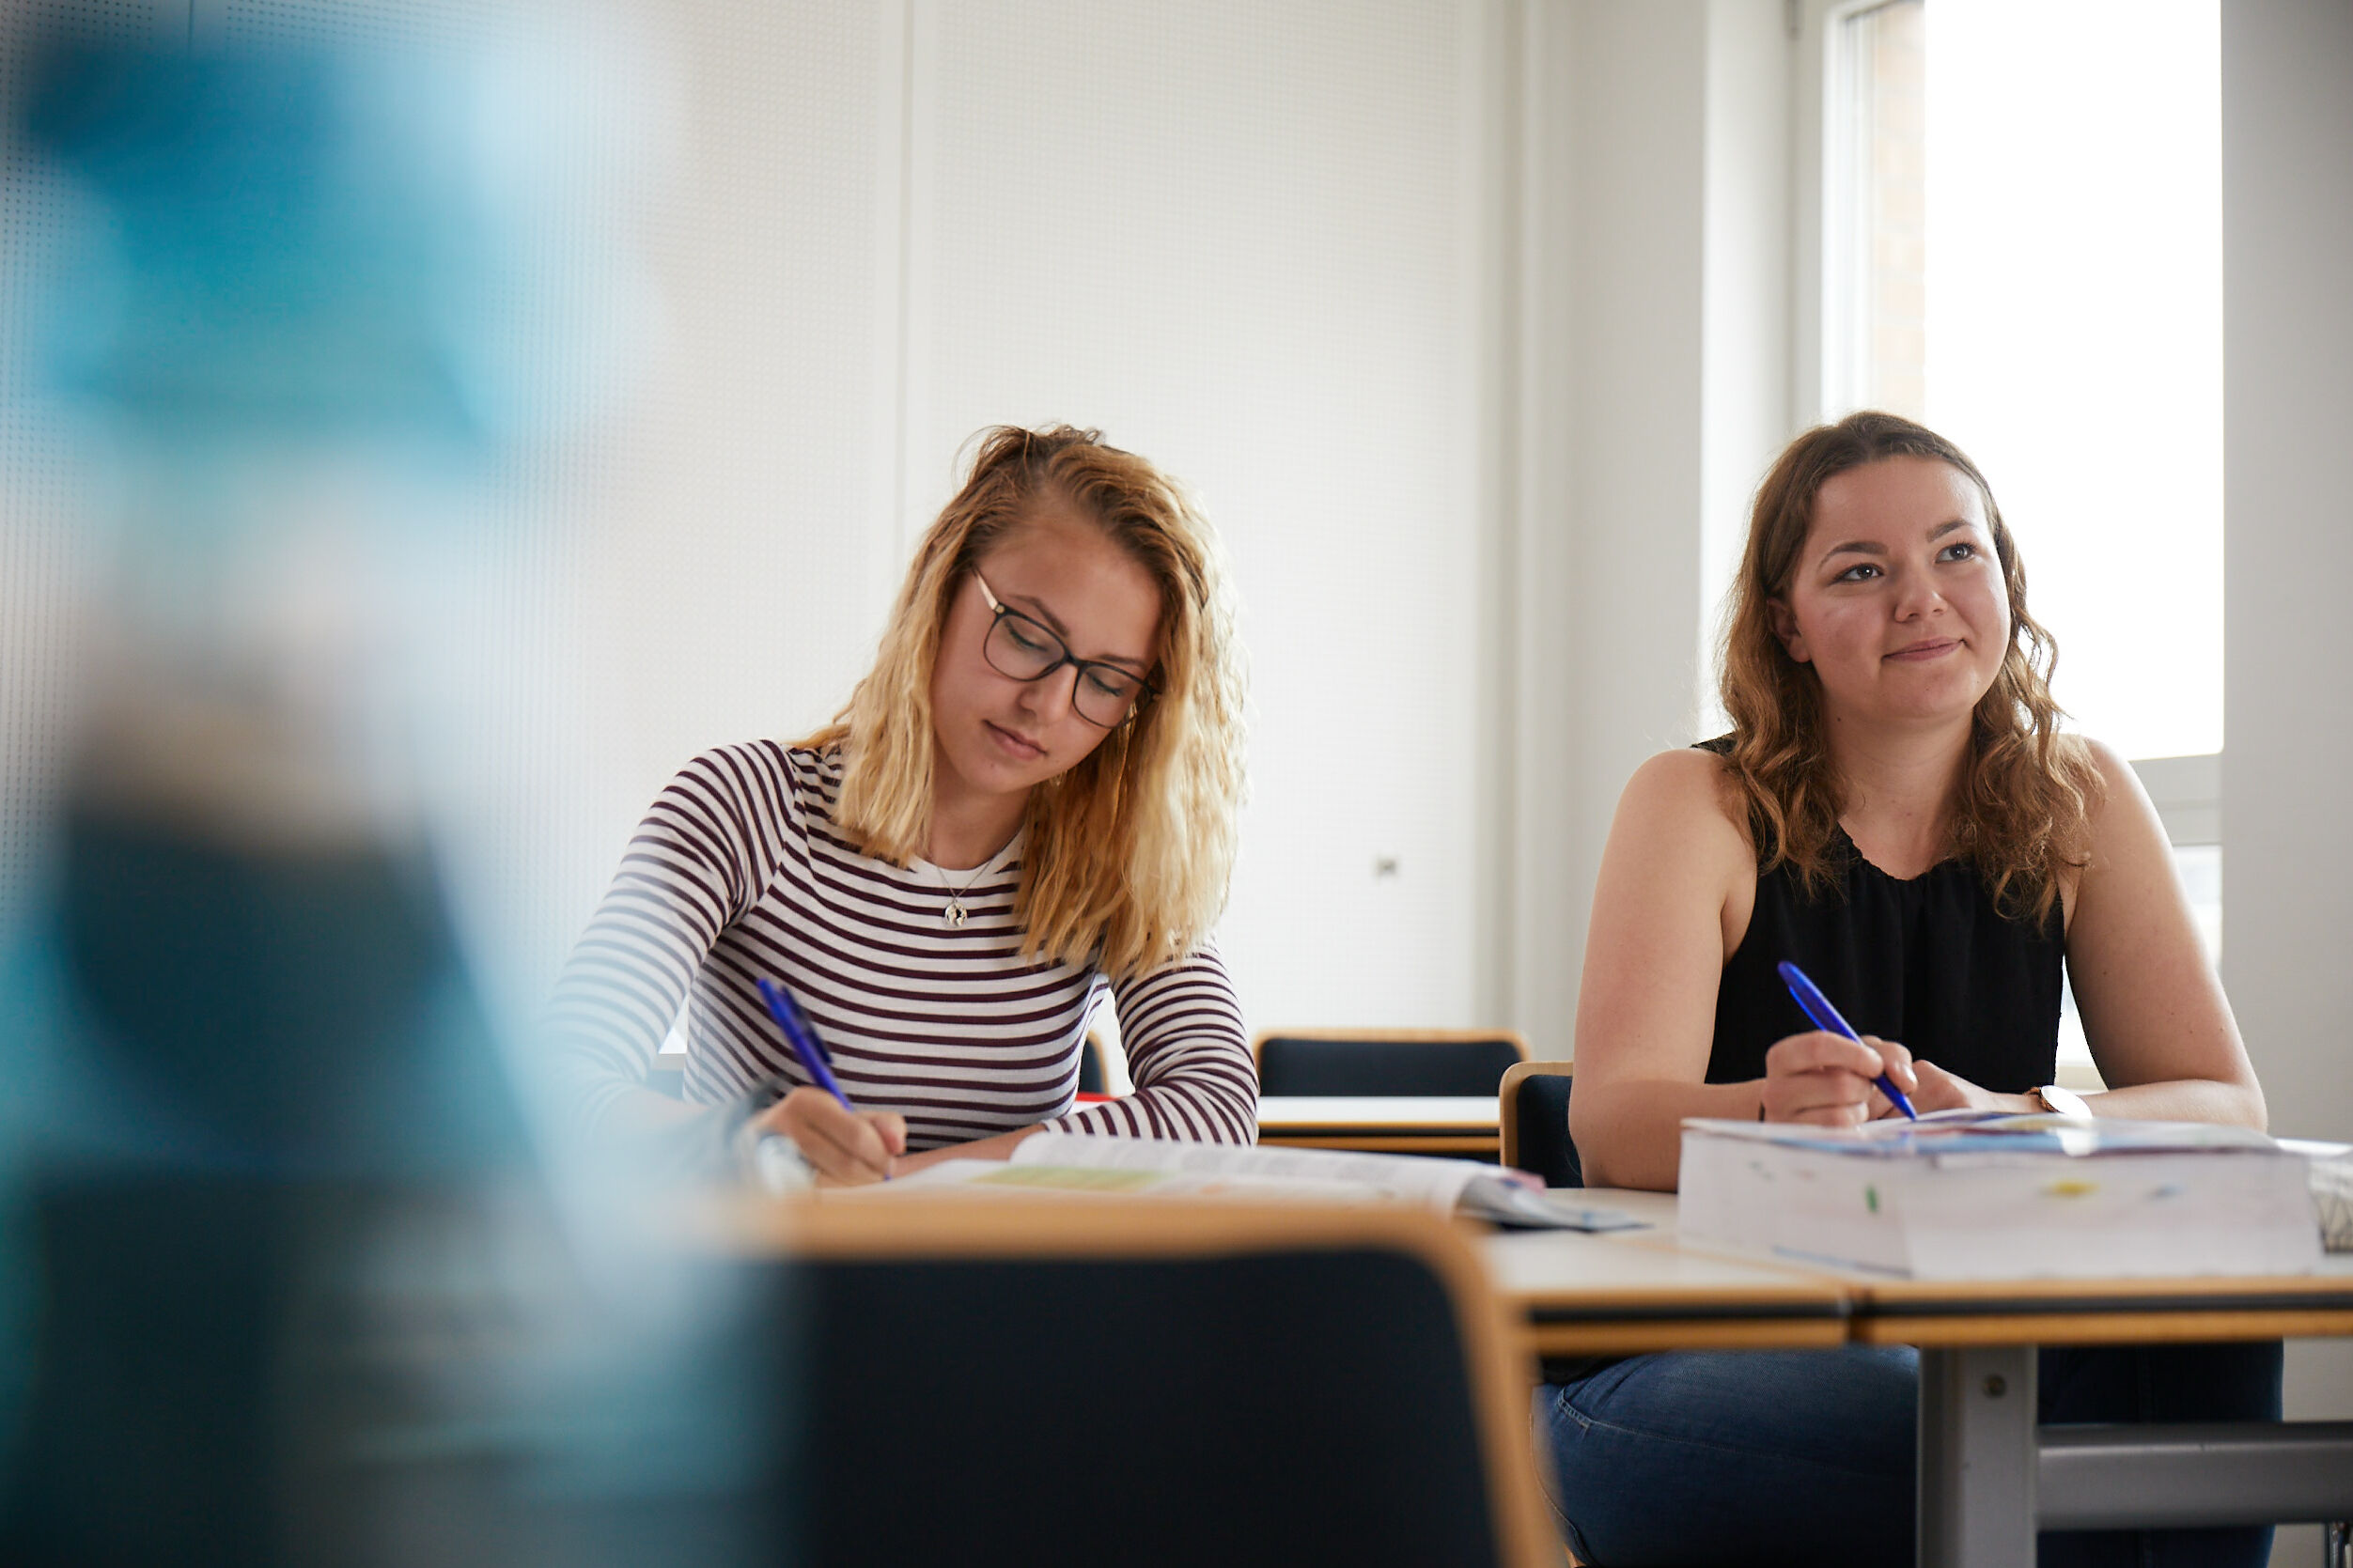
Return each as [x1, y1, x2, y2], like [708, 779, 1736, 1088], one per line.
[1613, 748, 1754, 867]
[1621, 747, 1749, 822]
[2074, 736, 2139, 797]
[2064, 734, 2175, 888]
[2071, 736, 2161, 840]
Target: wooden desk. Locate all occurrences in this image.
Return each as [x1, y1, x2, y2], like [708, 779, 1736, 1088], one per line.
[1841, 1263, 2353, 1350]
[1484, 1191, 1848, 1356]
[1488, 1189, 2353, 1568]
[1257, 1094, 1500, 1157]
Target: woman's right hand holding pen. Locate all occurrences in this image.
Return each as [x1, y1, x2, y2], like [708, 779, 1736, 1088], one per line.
[1759, 1032, 1920, 1126]
[757, 1087, 905, 1185]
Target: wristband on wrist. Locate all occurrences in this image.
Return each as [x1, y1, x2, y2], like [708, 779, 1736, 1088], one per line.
[720, 1079, 791, 1176]
[753, 1133, 816, 1193]
[2031, 1083, 2094, 1119]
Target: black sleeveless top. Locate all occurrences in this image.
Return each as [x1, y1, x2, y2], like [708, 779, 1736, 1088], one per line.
[1700, 743, 2065, 1093]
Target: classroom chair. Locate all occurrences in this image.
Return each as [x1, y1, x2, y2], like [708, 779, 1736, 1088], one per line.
[1253, 1027, 1531, 1098]
[705, 1193, 1562, 1568]
[1498, 1062, 1581, 1189]
[1078, 1029, 1108, 1094]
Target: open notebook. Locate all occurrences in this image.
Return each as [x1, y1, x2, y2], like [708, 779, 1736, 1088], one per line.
[840, 1132, 1646, 1232]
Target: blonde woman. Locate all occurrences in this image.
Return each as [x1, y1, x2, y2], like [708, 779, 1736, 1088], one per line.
[551, 426, 1252, 1183]
[1542, 412, 2276, 1568]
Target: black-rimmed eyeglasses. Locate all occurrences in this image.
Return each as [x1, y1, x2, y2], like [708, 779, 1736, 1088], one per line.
[974, 573, 1158, 729]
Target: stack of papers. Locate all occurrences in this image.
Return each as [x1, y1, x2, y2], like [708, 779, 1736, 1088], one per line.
[2291, 1141, 2353, 1252]
[1679, 1111, 2329, 1279]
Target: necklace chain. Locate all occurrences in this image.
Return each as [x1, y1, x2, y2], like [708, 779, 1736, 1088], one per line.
[935, 860, 989, 928]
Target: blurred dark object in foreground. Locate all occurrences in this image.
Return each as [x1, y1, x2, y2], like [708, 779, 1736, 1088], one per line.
[6, 819, 782, 1568]
[0, 33, 775, 1568]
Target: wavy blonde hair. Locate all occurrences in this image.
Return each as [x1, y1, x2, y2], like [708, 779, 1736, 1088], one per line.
[803, 425, 1246, 977]
[1717, 411, 2101, 924]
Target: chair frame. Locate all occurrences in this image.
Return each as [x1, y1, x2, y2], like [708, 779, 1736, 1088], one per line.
[1496, 1060, 1575, 1175]
[696, 1191, 1561, 1568]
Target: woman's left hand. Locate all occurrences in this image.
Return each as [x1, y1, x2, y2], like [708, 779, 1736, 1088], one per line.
[1897, 1060, 2040, 1117]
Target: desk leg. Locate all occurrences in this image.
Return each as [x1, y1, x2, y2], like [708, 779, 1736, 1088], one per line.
[1919, 1345, 2036, 1568]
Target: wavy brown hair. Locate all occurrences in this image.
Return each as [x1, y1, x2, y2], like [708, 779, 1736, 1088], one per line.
[803, 425, 1246, 978]
[1716, 411, 2100, 924]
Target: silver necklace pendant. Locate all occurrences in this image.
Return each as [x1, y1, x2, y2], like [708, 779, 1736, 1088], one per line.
[945, 900, 968, 928]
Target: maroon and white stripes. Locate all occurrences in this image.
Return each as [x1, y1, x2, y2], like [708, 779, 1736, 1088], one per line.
[549, 740, 1256, 1150]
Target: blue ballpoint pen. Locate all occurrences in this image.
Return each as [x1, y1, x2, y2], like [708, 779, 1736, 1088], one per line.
[1774, 960, 1920, 1121]
[756, 975, 858, 1114]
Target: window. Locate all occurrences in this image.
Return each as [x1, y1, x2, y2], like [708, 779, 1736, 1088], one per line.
[1815, 0, 2225, 1084]
[1821, 0, 1926, 425]
[1823, 0, 2222, 762]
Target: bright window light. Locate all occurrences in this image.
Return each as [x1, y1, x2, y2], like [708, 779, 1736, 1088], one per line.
[1921, 0, 2222, 760]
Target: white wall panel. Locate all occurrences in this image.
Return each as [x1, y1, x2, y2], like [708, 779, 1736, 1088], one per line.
[6, 0, 1511, 1034]
[557, 0, 900, 833]
[510, 0, 904, 986]
[1511, 0, 1716, 1051]
[461, 0, 902, 987]
[909, 0, 1492, 1032]
[2221, 0, 2353, 1535]
[135, 0, 907, 992]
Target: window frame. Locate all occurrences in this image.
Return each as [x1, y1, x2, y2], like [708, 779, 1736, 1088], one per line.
[1789, 0, 2227, 1089]
[1789, 0, 2222, 853]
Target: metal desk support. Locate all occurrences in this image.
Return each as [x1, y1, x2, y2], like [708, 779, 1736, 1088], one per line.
[1920, 1346, 2039, 1567]
[1920, 1347, 2353, 1566]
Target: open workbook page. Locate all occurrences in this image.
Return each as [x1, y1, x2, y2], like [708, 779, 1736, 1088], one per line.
[851, 1132, 1645, 1232]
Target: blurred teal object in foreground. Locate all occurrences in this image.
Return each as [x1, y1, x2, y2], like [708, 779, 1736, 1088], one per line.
[23, 42, 522, 446]
[1, 38, 779, 1568]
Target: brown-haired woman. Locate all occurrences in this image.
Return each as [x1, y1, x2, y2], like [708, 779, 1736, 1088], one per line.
[549, 425, 1253, 1183]
[1539, 412, 2277, 1567]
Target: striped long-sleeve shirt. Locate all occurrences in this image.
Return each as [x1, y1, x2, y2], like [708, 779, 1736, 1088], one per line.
[549, 740, 1256, 1151]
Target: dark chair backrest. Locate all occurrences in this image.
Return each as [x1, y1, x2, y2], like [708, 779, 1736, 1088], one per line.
[1499, 1062, 1581, 1188]
[723, 1197, 1557, 1568]
[1078, 1029, 1108, 1094]
[1254, 1029, 1530, 1098]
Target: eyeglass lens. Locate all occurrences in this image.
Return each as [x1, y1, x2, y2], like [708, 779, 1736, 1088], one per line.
[983, 613, 1145, 726]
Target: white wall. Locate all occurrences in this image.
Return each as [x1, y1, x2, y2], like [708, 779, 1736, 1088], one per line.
[2219, 0, 2353, 1172]
[515, 0, 1804, 1060]
[900, 0, 1499, 1039]
[1700, 0, 1794, 670]
[0, 0, 1521, 1050]
[192, 0, 1515, 1032]
[520, 0, 1802, 1056]
[2220, 1, 2353, 1556]
[1507, 0, 1792, 1053]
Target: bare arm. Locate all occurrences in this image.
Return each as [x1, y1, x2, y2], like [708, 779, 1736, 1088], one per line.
[1568, 752, 1774, 1189]
[1570, 752, 1932, 1188]
[2061, 740, 2264, 1127]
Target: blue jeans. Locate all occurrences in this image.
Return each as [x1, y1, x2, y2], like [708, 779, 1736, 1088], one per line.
[1535, 1342, 2283, 1568]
